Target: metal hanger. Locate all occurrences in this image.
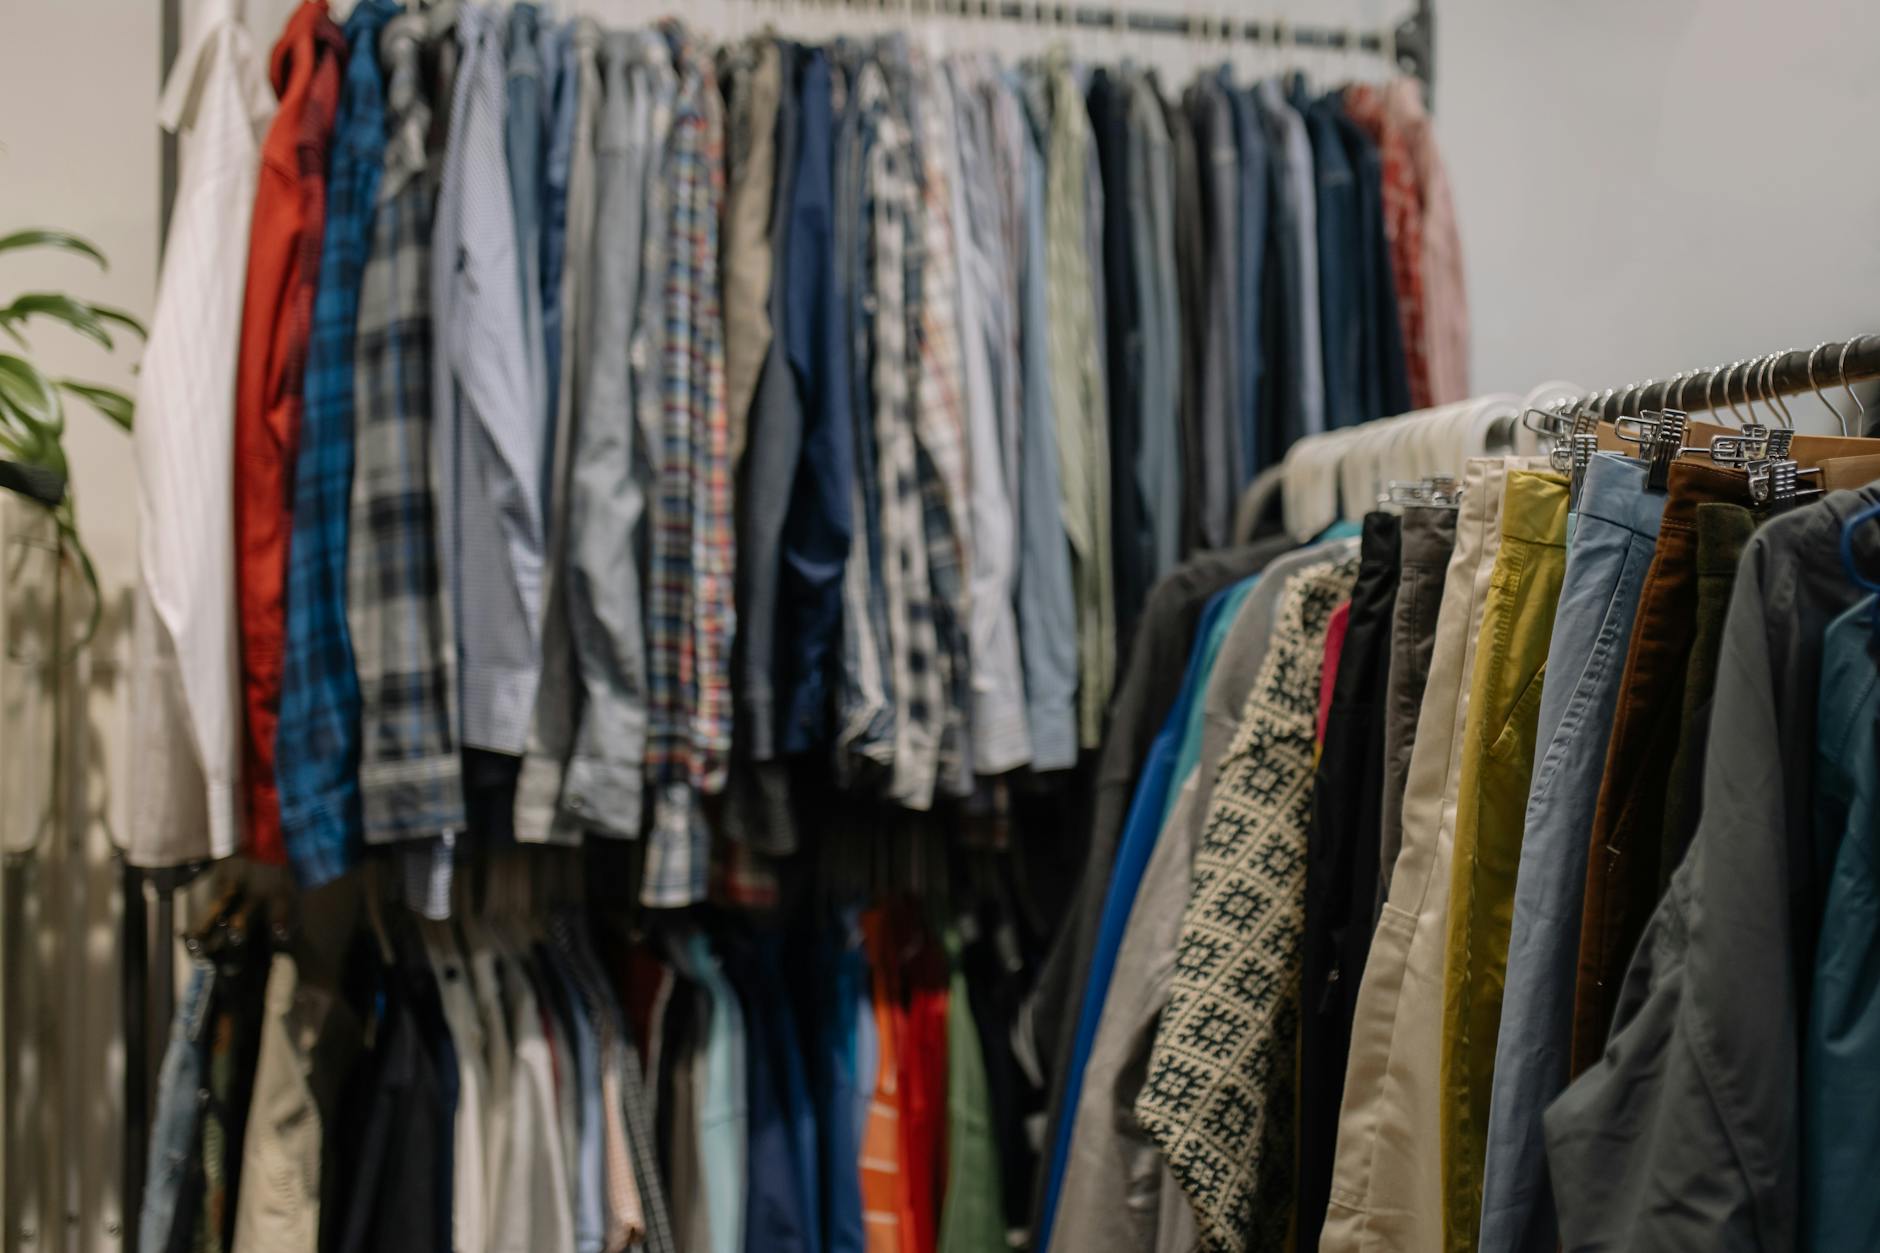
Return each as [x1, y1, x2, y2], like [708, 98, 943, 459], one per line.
[1764, 352, 1797, 430]
[1808, 341, 1851, 437]
[1840, 496, 1880, 635]
[1839, 335, 1871, 436]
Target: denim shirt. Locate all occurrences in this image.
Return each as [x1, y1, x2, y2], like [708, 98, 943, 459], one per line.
[1014, 76, 1079, 771]
[433, 4, 547, 756]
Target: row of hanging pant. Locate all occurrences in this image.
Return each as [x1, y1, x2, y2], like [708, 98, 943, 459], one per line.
[1029, 445, 1880, 1252]
[139, 851, 1061, 1253]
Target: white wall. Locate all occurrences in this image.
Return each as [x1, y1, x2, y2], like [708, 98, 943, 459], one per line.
[1437, 0, 1880, 431]
[1, 2, 158, 1248]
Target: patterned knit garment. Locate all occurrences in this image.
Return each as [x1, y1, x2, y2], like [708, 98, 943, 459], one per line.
[1134, 553, 1360, 1252]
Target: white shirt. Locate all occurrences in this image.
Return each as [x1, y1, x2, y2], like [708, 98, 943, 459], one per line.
[129, 0, 274, 864]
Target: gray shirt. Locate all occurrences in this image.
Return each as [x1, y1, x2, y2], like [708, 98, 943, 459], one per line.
[433, 3, 547, 755]
[515, 18, 601, 844]
[559, 32, 658, 836]
[947, 54, 1030, 775]
[1126, 71, 1183, 582]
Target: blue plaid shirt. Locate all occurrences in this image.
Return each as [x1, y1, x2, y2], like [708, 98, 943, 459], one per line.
[276, 0, 399, 888]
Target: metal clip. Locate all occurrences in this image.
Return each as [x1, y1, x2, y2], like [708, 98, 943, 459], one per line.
[1566, 433, 1599, 508]
[1611, 412, 1660, 447]
[1746, 458, 1823, 505]
[1645, 408, 1688, 490]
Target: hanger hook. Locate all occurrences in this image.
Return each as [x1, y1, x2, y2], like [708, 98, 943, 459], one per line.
[1838, 335, 1870, 432]
[1742, 356, 1768, 427]
[1807, 340, 1849, 437]
[1765, 352, 1797, 430]
[1725, 359, 1753, 426]
[1669, 369, 1693, 412]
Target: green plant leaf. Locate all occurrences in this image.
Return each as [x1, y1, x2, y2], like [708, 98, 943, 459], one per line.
[0, 352, 62, 432]
[51, 501, 103, 651]
[0, 293, 114, 350]
[89, 304, 147, 341]
[57, 380, 133, 432]
[0, 229, 107, 268]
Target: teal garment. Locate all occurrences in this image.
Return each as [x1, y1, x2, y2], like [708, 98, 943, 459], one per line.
[1804, 597, 1880, 1252]
[1169, 577, 1258, 790]
[680, 933, 749, 1253]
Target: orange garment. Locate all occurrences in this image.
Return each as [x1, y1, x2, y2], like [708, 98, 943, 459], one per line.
[860, 911, 913, 1253]
[231, 0, 346, 863]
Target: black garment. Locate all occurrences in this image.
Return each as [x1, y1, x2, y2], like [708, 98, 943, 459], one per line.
[961, 900, 1038, 1235]
[1164, 88, 1208, 557]
[407, 956, 459, 1253]
[1023, 535, 1297, 1234]
[333, 957, 450, 1253]
[1329, 99, 1412, 423]
[1297, 512, 1401, 1251]
[462, 747, 523, 845]
[1089, 69, 1151, 654]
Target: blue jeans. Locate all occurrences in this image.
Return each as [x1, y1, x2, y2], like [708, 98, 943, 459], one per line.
[1477, 453, 1664, 1252]
[139, 958, 215, 1253]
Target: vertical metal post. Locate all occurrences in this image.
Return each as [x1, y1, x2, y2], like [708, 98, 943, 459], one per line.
[121, 4, 184, 1248]
[120, 867, 146, 1253]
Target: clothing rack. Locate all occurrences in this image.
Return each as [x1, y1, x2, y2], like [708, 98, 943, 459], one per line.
[735, 0, 1436, 106]
[1581, 335, 1880, 425]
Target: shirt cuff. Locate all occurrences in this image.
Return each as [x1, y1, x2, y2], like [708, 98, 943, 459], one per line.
[563, 754, 645, 837]
[1026, 699, 1079, 773]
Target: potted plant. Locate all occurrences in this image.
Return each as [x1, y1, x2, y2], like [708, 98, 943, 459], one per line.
[0, 227, 145, 644]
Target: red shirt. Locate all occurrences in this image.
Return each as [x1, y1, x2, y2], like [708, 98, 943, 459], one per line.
[1343, 84, 1431, 411]
[232, 1, 345, 863]
[899, 925, 950, 1253]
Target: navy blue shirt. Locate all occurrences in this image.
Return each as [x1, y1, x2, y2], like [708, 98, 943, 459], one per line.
[778, 48, 855, 755]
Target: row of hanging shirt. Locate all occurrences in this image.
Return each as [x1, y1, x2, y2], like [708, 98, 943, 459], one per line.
[125, 0, 1470, 911]
[1027, 398, 1880, 1252]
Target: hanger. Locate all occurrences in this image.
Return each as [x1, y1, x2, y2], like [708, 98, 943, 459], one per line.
[1808, 341, 1851, 437]
[1839, 336, 1871, 436]
[1839, 497, 1880, 635]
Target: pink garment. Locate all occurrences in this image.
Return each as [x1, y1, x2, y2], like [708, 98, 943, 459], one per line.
[1385, 79, 1470, 406]
[1317, 601, 1352, 749]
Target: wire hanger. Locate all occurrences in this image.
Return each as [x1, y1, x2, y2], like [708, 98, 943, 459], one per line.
[1839, 335, 1871, 437]
[1838, 495, 1880, 634]
[1808, 341, 1851, 437]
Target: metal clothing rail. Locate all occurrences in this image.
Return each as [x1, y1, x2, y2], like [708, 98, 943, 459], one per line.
[1582, 335, 1880, 426]
[737, 0, 1436, 105]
